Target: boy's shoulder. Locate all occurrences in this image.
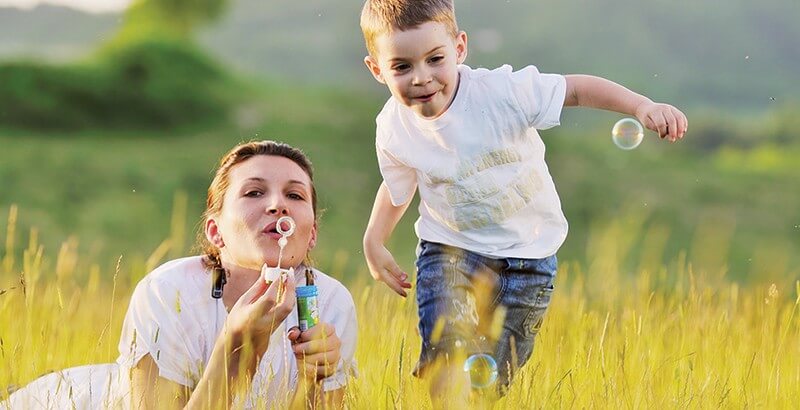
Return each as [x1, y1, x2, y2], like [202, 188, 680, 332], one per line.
[460, 64, 540, 87]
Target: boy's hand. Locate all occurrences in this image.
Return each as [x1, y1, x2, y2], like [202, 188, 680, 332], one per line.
[634, 101, 688, 143]
[363, 242, 412, 297]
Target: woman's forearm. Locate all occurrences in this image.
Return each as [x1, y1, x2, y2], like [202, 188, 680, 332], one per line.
[186, 332, 262, 409]
[289, 377, 323, 409]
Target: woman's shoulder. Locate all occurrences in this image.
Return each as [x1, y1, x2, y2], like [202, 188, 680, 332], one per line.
[135, 256, 210, 299]
[310, 268, 356, 312]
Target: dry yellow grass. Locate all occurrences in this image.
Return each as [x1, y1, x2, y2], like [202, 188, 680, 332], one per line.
[1, 205, 798, 408]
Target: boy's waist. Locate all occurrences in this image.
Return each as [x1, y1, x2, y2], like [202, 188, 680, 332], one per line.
[414, 212, 568, 259]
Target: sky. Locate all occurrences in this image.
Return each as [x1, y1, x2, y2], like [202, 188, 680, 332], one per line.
[0, 0, 129, 13]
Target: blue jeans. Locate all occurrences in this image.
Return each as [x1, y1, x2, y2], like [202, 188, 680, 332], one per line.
[413, 240, 557, 392]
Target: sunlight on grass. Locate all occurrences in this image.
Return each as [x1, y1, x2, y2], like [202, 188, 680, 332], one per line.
[1, 206, 798, 408]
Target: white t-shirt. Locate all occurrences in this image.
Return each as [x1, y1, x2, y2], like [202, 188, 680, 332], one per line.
[4, 256, 357, 409]
[376, 64, 568, 259]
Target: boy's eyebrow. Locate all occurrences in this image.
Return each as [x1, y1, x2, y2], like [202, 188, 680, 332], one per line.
[389, 45, 445, 62]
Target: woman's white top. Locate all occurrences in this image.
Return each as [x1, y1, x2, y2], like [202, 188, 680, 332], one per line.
[5, 256, 358, 409]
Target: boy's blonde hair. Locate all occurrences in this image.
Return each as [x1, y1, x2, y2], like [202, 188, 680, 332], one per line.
[360, 0, 458, 57]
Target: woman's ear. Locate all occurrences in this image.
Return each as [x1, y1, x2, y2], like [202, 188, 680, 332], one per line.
[364, 55, 386, 84]
[307, 221, 318, 250]
[205, 218, 225, 248]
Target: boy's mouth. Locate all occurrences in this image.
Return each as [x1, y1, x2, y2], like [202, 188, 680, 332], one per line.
[414, 91, 437, 102]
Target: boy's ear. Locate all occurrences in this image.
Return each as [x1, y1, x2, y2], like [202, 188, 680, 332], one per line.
[455, 31, 468, 64]
[364, 55, 386, 84]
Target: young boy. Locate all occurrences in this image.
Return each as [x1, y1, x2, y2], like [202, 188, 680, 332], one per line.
[359, 0, 687, 399]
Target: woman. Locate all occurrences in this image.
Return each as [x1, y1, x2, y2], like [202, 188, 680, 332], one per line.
[5, 141, 358, 409]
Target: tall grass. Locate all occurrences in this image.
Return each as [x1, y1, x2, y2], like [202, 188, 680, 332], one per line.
[1, 205, 798, 408]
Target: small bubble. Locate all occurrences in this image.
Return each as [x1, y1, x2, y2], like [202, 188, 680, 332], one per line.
[745, 55, 749, 60]
[318, 13, 322, 17]
[769, 97, 776, 101]
[132, 189, 136, 193]
[464, 354, 498, 389]
[653, 73, 659, 78]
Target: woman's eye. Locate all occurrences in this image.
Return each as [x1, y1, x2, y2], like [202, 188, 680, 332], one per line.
[288, 192, 305, 200]
[244, 190, 263, 197]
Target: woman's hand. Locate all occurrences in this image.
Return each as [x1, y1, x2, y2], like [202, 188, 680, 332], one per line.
[226, 274, 296, 355]
[287, 322, 341, 382]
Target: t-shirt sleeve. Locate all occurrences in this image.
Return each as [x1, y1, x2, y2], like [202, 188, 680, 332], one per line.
[319, 287, 359, 392]
[116, 276, 205, 388]
[508, 65, 566, 130]
[376, 131, 417, 206]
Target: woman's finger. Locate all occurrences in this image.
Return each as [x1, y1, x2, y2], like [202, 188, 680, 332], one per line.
[287, 326, 302, 344]
[295, 322, 335, 342]
[293, 336, 341, 356]
[255, 274, 296, 317]
[236, 274, 268, 307]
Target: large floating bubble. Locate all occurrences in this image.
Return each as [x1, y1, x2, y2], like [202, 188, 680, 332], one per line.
[612, 118, 644, 150]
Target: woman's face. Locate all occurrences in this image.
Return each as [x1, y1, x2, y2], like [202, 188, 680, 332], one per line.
[207, 155, 317, 271]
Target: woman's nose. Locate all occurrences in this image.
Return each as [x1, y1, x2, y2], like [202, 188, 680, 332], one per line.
[266, 197, 289, 215]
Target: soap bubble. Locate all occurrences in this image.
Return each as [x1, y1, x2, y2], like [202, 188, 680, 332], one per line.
[612, 118, 644, 150]
[276, 216, 296, 236]
[463, 353, 498, 389]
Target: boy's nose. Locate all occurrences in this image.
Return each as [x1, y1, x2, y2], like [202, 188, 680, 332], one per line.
[412, 68, 432, 85]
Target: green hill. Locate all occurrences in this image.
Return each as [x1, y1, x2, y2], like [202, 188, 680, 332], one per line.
[1, 82, 797, 282]
[2, 0, 798, 112]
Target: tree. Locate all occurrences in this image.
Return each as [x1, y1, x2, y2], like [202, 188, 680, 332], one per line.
[122, 0, 230, 40]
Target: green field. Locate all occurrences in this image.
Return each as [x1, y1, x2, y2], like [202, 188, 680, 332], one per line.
[2, 90, 798, 283]
[1, 5, 799, 405]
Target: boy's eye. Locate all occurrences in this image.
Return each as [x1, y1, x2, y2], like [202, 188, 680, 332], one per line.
[392, 63, 411, 72]
[429, 55, 445, 64]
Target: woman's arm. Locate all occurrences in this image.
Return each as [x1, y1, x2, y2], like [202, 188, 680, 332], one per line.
[130, 275, 296, 409]
[130, 355, 190, 409]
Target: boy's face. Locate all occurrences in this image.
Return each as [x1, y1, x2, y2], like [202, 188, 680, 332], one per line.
[365, 21, 468, 119]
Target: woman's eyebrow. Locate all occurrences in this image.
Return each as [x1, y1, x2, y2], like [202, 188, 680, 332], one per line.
[286, 179, 309, 188]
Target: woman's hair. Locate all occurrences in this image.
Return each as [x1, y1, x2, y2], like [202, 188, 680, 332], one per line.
[199, 140, 317, 279]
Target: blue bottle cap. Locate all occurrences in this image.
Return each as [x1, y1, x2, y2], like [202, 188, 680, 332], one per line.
[296, 285, 318, 298]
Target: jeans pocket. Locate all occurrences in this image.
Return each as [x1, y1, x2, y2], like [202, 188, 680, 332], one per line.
[522, 284, 554, 338]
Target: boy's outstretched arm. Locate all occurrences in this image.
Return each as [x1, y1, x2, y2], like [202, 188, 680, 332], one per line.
[564, 74, 688, 142]
[363, 182, 414, 297]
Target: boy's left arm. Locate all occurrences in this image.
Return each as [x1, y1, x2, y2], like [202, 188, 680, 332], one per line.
[564, 74, 688, 142]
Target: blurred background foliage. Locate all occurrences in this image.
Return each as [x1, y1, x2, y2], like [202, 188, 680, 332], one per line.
[0, 0, 797, 283]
